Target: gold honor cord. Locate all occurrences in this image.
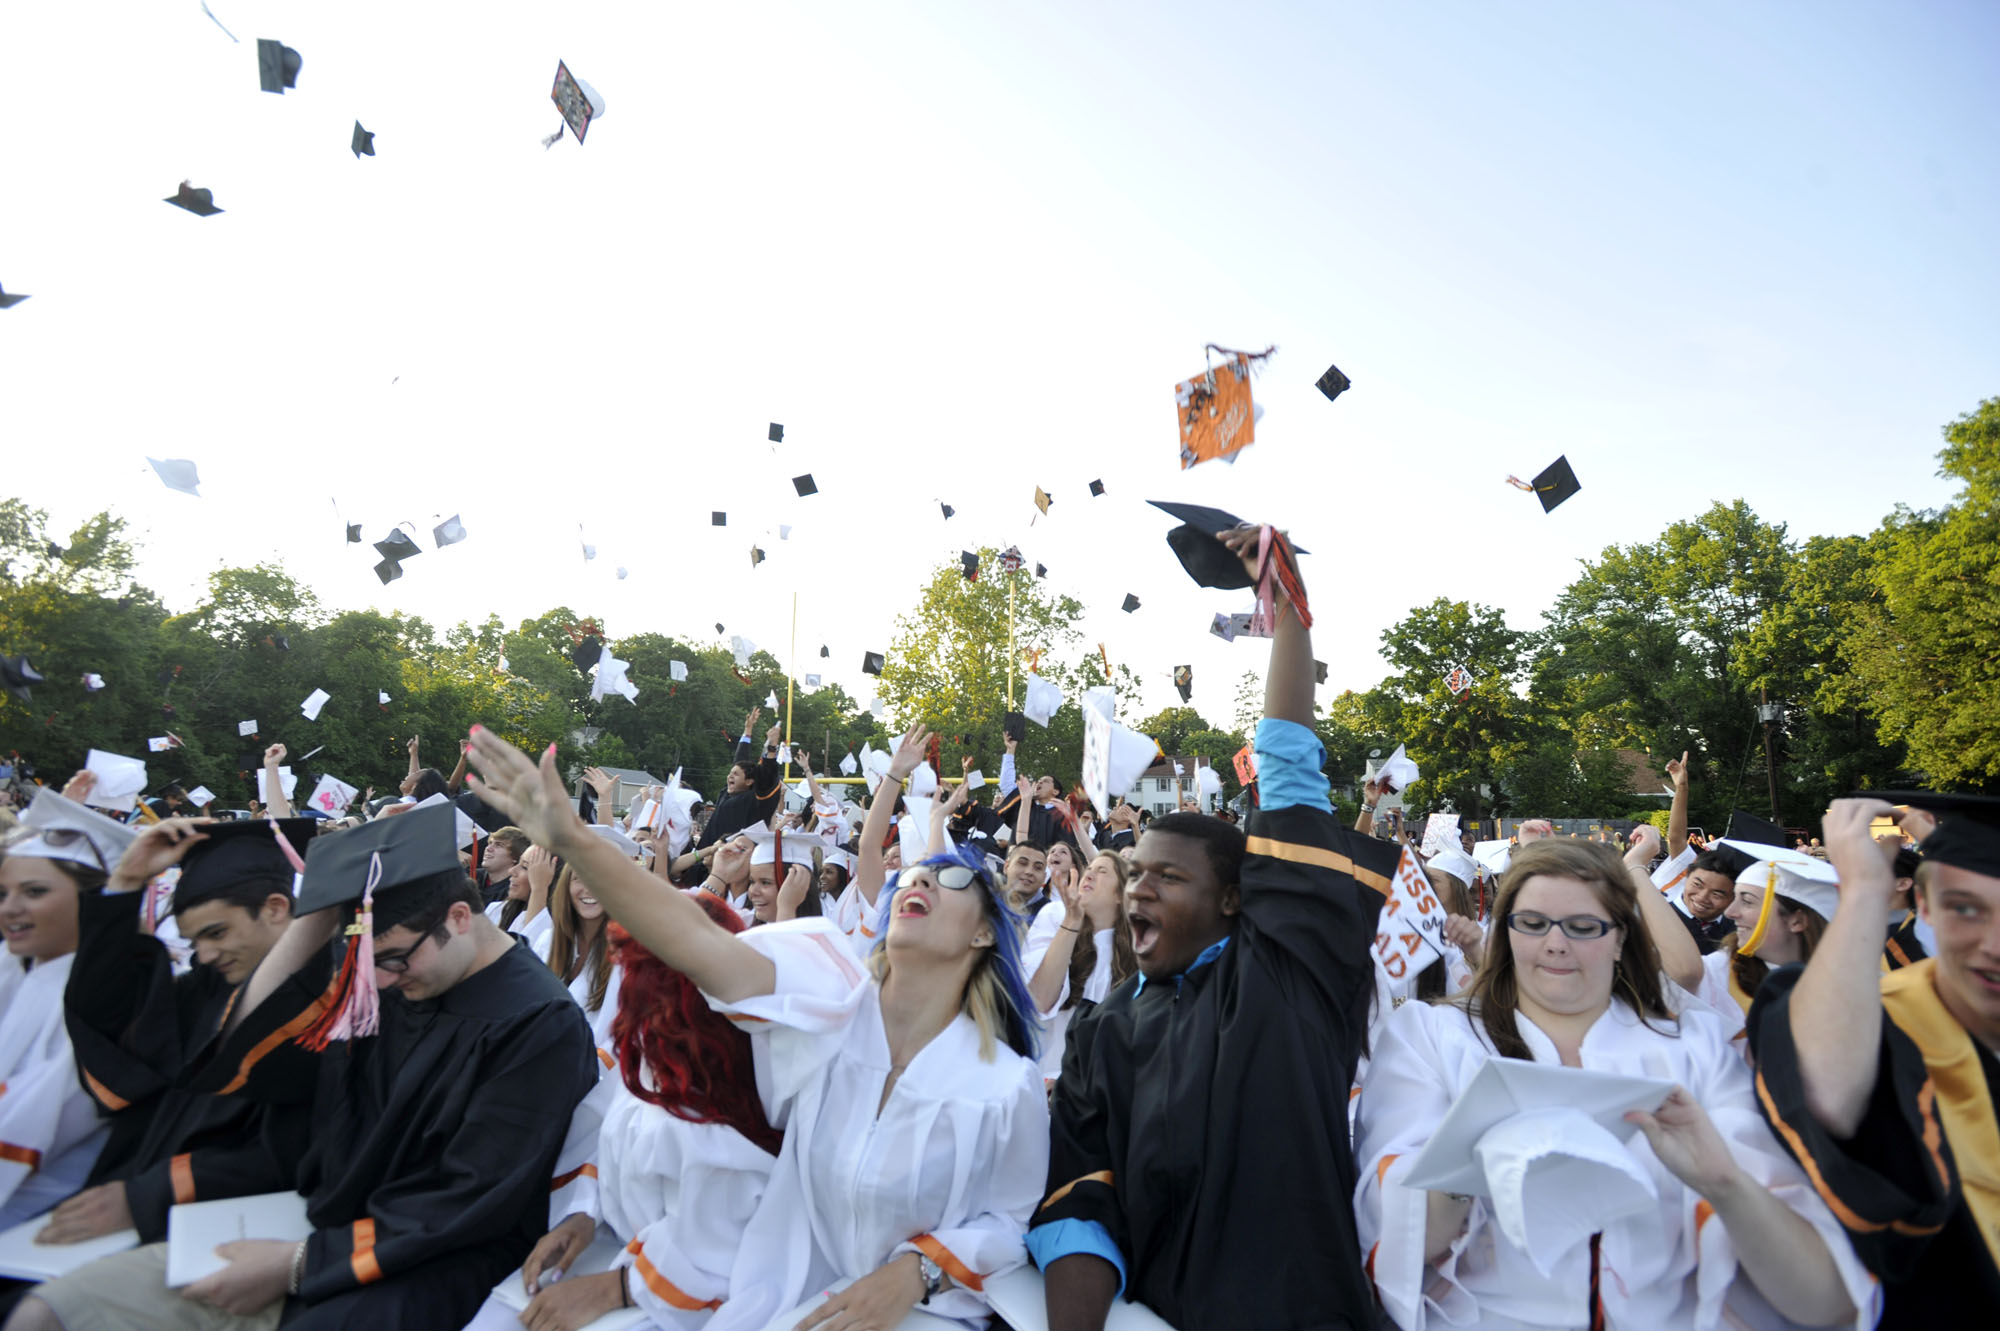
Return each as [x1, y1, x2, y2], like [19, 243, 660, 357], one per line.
[1739, 861, 1780, 958]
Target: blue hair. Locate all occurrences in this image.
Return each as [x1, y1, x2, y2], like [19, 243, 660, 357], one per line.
[874, 839, 1041, 1062]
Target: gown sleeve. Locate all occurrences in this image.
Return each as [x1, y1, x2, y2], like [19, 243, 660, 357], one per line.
[63, 889, 192, 1113]
[0, 1050, 103, 1215]
[121, 1112, 301, 1241]
[299, 999, 597, 1303]
[1746, 962, 1959, 1283]
[619, 1124, 776, 1328]
[1027, 1002, 1129, 1292]
[545, 1061, 614, 1227]
[183, 943, 335, 1102]
[702, 919, 872, 1126]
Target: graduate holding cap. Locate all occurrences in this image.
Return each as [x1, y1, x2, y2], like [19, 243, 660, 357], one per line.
[1355, 837, 1873, 1329]
[1747, 793, 2000, 1324]
[16, 803, 599, 1330]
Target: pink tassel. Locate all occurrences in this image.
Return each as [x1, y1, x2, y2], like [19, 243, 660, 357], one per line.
[1247, 526, 1279, 638]
[267, 819, 305, 873]
[140, 874, 174, 935]
[298, 852, 382, 1048]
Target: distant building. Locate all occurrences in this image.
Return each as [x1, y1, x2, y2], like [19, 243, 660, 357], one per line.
[1124, 755, 1220, 816]
[571, 765, 661, 816]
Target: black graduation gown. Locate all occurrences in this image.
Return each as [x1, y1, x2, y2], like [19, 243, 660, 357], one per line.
[1883, 913, 1929, 970]
[186, 937, 598, 1330]
[1033, 804, 1399, 1330]
[63, 890, 313, 1241]
[695, 739, 782, 851]
[1747, 959, 2000, 1327]
[1673, 904, 1735, 954]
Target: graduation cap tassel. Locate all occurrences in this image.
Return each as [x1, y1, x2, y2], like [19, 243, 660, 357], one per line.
[1247, 526, 1314, 635]
[297, 853, 383, 1049]
[1503, 475, 1535, 492]
[268, 819, 307, 874]
[140, 874, 175, 937]
[541, 124, 565, 149]
[1738, 861, 1781, 959]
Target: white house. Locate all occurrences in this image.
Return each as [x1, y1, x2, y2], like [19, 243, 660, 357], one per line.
[1124, 755, 1220, 816]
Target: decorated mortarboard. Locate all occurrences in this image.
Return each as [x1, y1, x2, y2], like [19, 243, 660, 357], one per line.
[1506, 456, 1581, 513]
[304, 774, 358, 817]
[712, 512, 727, 526]
[792, 474, 817, 497]
[1176, 345, 1271, 470]
[345, 522, 362, 543]
[769, 423, 784, 442]
[862, 650, 885, 675]
[939, 502, 955, 520]
[148, 457, 202, 496]
[374, 529, 421, 563]
[1315, 362, 1351, 402]
[1173, 664, 1192, 702]
[432, 515, 468, 548]
[548, 60, 606, 145]
[1034, 487, 1052, 515]
[174, 818, 314, 913]
[1148, 501, 1309, 591]
[1089, 479, 1106, 497]
[0, 282, 29, 310]
[1375, 744, 1419, 795]
[741, 824, 818, 868]
[961, 552, 980, 581]
[2, 654, 44, 702]
[1860, 790, 2000, 879]
[165, 181, 222, 216]
[351, 121, 375, 158]
[1210, 612, 1250, 641]
[8, 789, 140, 870]
[255, 38, 302, 93]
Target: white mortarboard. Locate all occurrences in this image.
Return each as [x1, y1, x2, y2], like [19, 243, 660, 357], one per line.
[1426, 847, 1481, 888]
[262, 765, 298, 804]
[1082, 686, 1116, 722]
[1401, 1057, 1672, 1202]
[301, 688, 330, 721]
[432, 515, 468, 548]
[1377, 744, 1419, 795]
[779, 525, 792, 540]
[908, 761, 937, 798]
[582, 542, 597, 561]
[742, 825, 817, 868]
[413, 792, 484, 848]
[822, 847, 855, 874]
[776, 743, 792, 767]
[147, 737, 174, 753]
[83, 748, 148, 813]
[1196, 765, 1222, 795]
[861, 745, 891, 793]
[867, 696, 884, 716]
[238, 719, 258, 737]
[1023, 673, 1064, 727]
[304, 775, 359, 818]
[590, 824, 646, 860]
[378, 691, 391, 704]
[590, 650, 639, 704]
[185, 786, 216, 808]
[1104, 722, 1160, 805]
[1731, 844, 1841, 921]
[804, 673, 822, 688]
[1476, 1106, 1661, 1277]
[1473, 839, 1512, 876]
[669, 660, 688, 682]
[839, 751, 859, 776]
[1172, 761, 1184, 776]
[897, 795, 935, 866]
[765, 690, 779, 708]
[732, 636, 756, 668]
[965, 769, 986, 791]
[615, 566, 629, 580]
[81, 673, 105, 691]
[10, 789, 142, 869]
[147, 457, 202, 497]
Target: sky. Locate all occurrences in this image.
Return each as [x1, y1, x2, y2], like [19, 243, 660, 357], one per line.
[5, 0, 1996, 724]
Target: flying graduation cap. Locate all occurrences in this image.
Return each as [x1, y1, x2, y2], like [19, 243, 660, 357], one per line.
[1034, 487, 1053, 515]
[862, 651, 885, 675]
[147, 457, 202, 496]
[351, 122, 376, 158]
[432, 515, 467, 548]
[819, 645, 829, 658]
[548, 60, 606, 145]
[939, 502, 955, 520]
[345, 523, 362, 543]
[1148, 501, 1309, 590]
[0, 282, 27, 310]
[1089, 479, 1106, 497]
[1507, 456, 1582, 513]
[711, 512, 726, 526]
[769, 423, 784, 442]
[256, 38, 302, 93]
[2, 655, 43, 702]
[165, 181, 222, 216]
[1173, 664, 1192, 702]
[1315, 362, 1351, 402]
[1121, 594, 1141, 613]
[791, 475, 817, 497]
[749, 546, 766, 568]
[961, 552, 979, 582]
[374, 529, 421, 563]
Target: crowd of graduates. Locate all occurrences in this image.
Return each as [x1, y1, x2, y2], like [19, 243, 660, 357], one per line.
[0, 518, 1994, 1331]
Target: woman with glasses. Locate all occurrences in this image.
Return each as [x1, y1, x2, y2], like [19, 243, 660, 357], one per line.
[465, 719, 1049, 1330]
[0, 786, 136, 1227]
[1354, 839, 1874, 1330]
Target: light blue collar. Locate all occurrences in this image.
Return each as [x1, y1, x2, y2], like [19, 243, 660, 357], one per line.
[1133, 933, 1232, 995]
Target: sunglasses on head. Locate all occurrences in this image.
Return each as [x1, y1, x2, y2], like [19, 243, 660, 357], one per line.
[5, 825, 109, 873]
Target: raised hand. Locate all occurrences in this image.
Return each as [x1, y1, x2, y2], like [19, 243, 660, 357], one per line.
[887, 722, 932, 782]
[939, 775, 972, 817]
[743, 707, 762, 737]
[263, 742, 287, 765]
[1625, 1086, 1742, 1199]
[108, 818, 213, 893]
[1666, 750, 1690, 789]
[465, 727, 585, 852]
[777, 863, 813, 918]
[58, 769, 96, 804]
[406, 734, 421, 756]
[583, 766, 617, 800]
[1624, 823, 1663, 865]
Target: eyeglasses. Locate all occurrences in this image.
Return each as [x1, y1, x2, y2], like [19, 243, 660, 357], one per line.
[1506, 911, 1617, 940]
[373, 922, 448, 974]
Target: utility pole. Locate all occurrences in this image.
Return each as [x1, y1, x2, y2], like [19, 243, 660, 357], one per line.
[1758, 687, 1782, 822]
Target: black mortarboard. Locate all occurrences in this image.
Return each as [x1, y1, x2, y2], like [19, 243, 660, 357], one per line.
[1173, 665, 1191, 703]
[792, 474, 817, 497]
[295, 803, 461, 922]
[712, 512, 726, 526]
[570, 638, 605, 675]
[45, 542, 64, 560]
[1860, 791, 2000, 879]
[173, 818, 314, 915]
[345, 522, 362, 543]
[1723, 809, 1789, 848]
[819, 645, 829, 658]
[256, 38, 302, 93]
[1147, 501, 1309, 591]
[1003, 711, 1027, 742]
[2, 655, 43, 702]
[351, 121, 375, 158]
[1529, 456, 1581, 513]
[1121, 593, 1140, 613]
[165, 181, 223, 217]
[1035, 563, 1047, 579]
[769, 423, 784, 442]
[940, 502, 955, 520]
[1089, 480, 1106, 497]
[373, 558, 402, 585]
[273, 632, 291, 652]
[862, 651, 885, 675]
[0, 283, 28, 310]
[1314, 660, 1328, 685]
[374, 530, 421, 562]
[1315, 363, 1351, 402]
[715, 622, 725, 635]
[961, 552, 979, 582]
[454, 789, 512, 837]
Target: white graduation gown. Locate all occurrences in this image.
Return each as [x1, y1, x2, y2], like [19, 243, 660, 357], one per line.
[0, 954, 109, 1227]
[1678, 950, 1749, 1043]
[1354, 998, 1879, 1331]
[1018, 900, 1115, 1081]
[705, 919, 1049, 1330]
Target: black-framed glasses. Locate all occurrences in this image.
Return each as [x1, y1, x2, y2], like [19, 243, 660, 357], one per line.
[373, 921, 448, 974]
[1506, 911, 1617, 940]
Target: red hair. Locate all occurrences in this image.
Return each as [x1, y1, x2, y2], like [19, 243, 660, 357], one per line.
[608, 896, 782, 1156]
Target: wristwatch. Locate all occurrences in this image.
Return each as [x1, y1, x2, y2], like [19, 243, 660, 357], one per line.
[917, 1253, 945, 1305]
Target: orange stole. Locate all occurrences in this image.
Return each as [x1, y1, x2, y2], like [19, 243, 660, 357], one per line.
[1881, 959, 2000, 1270]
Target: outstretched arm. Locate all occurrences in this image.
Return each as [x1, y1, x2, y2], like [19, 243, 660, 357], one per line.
[854, 725, 928, 908]
[1666, 750, 1690, 858]
[467, 727, 774, 1003]
[1625, 825, 1701, 991]
[260, 744, 291, 819]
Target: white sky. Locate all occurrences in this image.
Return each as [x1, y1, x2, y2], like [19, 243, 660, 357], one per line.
[6, 1, 1995, 719]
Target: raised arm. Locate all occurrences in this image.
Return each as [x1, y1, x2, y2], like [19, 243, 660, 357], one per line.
[1665, 750, 1690, 858]
[1014, 776, 1035, 846]
[446, 741, 470, 795]
[1625, 824, 1701, 991]
[260, 743, 291, 819]
[928, 773, 971, 856]
[467, 727, 775, 1004]
[854, 724, 928, 909]
[1356, 778, 1382, 836]
[403, 733, 422, 788]
[1215, 526, 1314, 728]
[1783, 798, 1898, 1137]
[582, 767, 617, 827]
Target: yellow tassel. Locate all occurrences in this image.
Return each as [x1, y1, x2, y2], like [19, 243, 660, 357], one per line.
[1740, 862, 1779, 958]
